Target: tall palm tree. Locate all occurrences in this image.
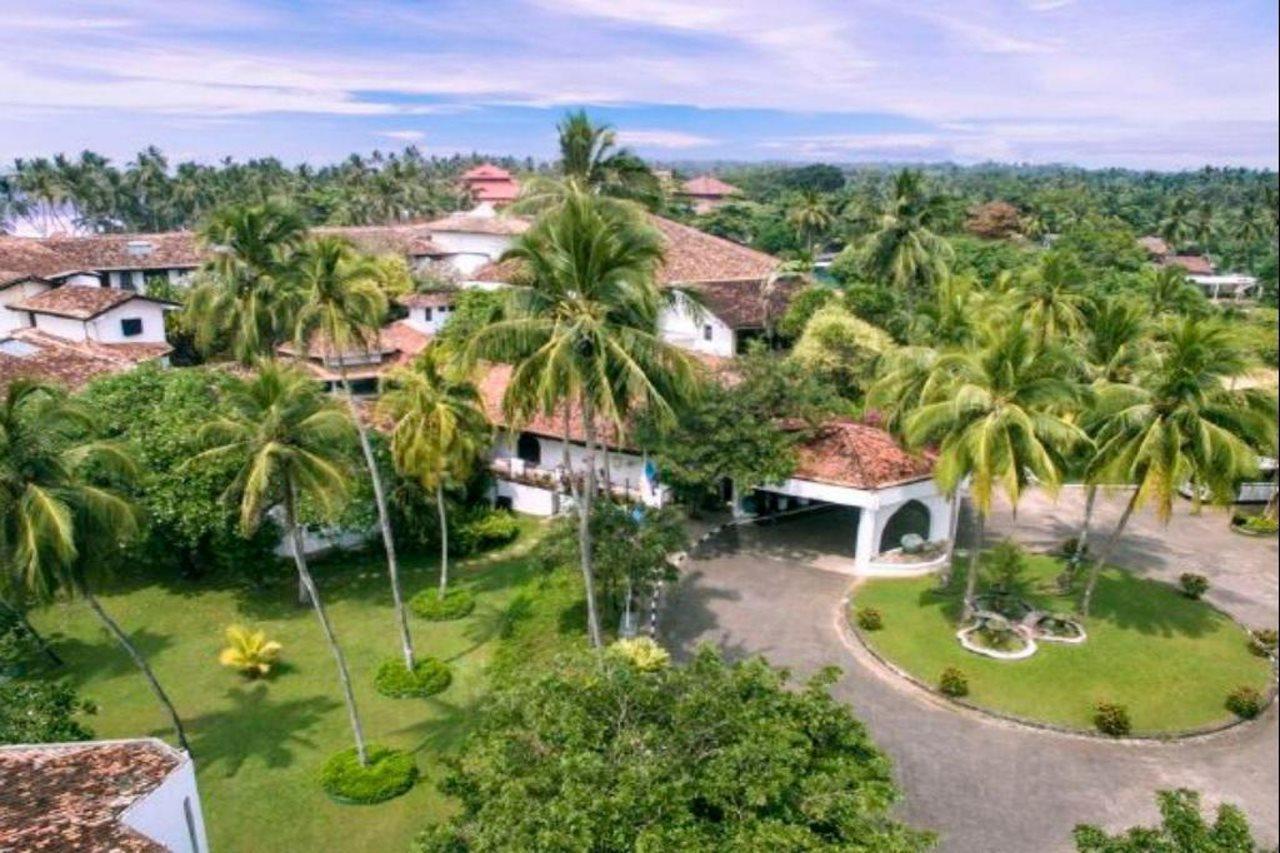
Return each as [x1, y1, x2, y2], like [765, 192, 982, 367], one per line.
[0, 381, 189, 751]
[1017, 252, 1087, 344]
[1144, 265, 1204, 317]
[516, 112, 661, 213]
[861, 169, 954, 310]
[289, 236, 422, 667]
[187, 201, 307, 363]
[787, 190, 835, 259]
[379, 347, 489, 601]
[904, 324, 1086, 619]
[195, 362, 371, 765]
[1157, 196, 1195, 251]
[465, 187, 697, 649]
[1079, 318, 1277, 616]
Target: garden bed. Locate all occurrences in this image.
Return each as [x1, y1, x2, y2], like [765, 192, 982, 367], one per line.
[853, 553, 1273, 734]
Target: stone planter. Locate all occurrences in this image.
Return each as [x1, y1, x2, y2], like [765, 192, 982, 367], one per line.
[956, 619, 1038, 661]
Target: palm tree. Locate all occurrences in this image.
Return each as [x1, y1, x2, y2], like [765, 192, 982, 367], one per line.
[787, 191, 835, 259]
[465, 187, 697, 649]
[516, 112, 661, 213]
[188, 201, 307, 363]
[861, 169, 954, 310]
[195, 362, 371, 764]
[1157, 196, 1195, 251]
[289, 236, 422, 667]
[0, 380, 189, 751]
[903, 324, 1086, 620]
[379, 347, 489, 601]
[1144, 265, 1204, 317]
[1017, 252, 1087, 344]
[1079, 318, 1277, 616]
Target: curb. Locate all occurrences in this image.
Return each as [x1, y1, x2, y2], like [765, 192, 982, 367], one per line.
[841, 585, 1279, 744]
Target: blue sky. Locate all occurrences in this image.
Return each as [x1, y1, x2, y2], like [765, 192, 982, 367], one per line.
[1, 0, 1276, 170]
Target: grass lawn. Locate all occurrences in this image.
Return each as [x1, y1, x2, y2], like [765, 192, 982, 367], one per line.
[854, 553, 1273, 734]
[28, 516, 588, 852]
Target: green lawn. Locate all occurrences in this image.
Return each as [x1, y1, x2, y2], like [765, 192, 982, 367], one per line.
[28, 517, 587, 852]
[855, 554, 1273, 733]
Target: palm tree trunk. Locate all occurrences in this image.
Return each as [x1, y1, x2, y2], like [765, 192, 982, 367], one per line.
[337, 371, 414, 669]
[960, 512, 985, 622]
[1076, 485, 1098, 557]
[1080, 488, 1141, 618]
[942, 490, 961, 586]
[579, 398, 604, 650]
[0, 597, 63, 667]
[79, 583, 190, 753]
[436, 482, 450, 597]
[285, 487, 369, 765]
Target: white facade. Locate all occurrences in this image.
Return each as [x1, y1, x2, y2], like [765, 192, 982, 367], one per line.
[119, 747, 210, 853]
[1188, 274, 1258, 300]
[29, 299, 169, 344]
[0, 279, 52, 335]
[403, 304, 454, 335]
[657, 290, 737, 357]
[104, 267, 193, 295]
[429, 232, 511, 276]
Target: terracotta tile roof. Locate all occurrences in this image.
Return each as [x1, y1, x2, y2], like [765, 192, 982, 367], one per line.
[0, 270, 52, 288]
[0, 328, 172, 393]
[470, 183, 521, 203]
[0, 237, 72, 278]
[469, 257, 532, 285]
[315, 224, 445, 257]
[1137, 235, 1170, 257]
[280, 320, 431, 381]
[1165, 254, 1214, 275]
[683, 277, 803, 329]
[792, 420, 933, 489]
[425, 212, 531, 236]
[0, 739, 183, 852]
[9, 286, 169, 320]
[681, 175, 741, 198]
[398, 290, 456, 309]
[42, 232, 201, 272]
[477, 362, 628, 448]
[462, 163, 513, 180]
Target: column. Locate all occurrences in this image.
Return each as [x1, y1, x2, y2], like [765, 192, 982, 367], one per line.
[854, 506, 878, 570]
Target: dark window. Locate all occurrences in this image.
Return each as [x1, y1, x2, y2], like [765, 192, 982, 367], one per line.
[516, 432, 542, 466]
[878, 500, 932, 553]
[119, 271, 138, 291]
[120, 318, 143, 337]
[702, 324, 713, 341]
[423, 307, 433, 322]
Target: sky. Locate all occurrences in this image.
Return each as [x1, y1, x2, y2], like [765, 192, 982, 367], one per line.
[1, 0, 1277, 171]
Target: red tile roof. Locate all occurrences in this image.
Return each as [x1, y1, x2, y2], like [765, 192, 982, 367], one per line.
[1165, 254, 1214, 275]
[398, 290, 456, 309]
[1137, 235, 1171, 257]
[425, 212, 531, 236]
[470, 183, 521, 203]
[681, 175, 741, 198]
[0, 328, 172, 393]
[462, 163, 513, 180]
[279, 320, 431, 382]
[683, 277, 803, 329]
[0, 237, 72, 278]
[10, 286, 171, 320]
[0, 739, 184, 852]
[792, 420, 933, 489]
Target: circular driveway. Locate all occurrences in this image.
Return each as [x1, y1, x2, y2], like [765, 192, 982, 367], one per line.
[660, 515, 1279, 852]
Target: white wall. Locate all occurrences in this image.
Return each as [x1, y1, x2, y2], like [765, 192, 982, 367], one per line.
[658, 291, 736, 357]
[0, 280, 50, 335]
[403, 304, 453, 335]
[88, 301, 169, 343]
[120, 753, 209, 853]
[494, 480, 559, 515]
[31, 312, 90, 341]
[430, 232, 513, 276]
[492, 431, 668, 507]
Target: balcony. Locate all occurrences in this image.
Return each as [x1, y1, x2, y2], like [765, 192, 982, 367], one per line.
[489, 457, 669, 506]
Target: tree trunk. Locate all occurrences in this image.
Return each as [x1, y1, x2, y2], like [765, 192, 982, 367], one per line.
[1080, 488, 1141, 618]
[436, 482, 450, 597]
[339, 371, 414, 669]
[960, 512, 985, 622]
[1076, 485, 1098, 557]
[0, 597, 63, 667]
[80, 584, 190, 753]
[579, 398, 604, 650]
[285, 487, 369, 765]
[941, 490, 962, 586]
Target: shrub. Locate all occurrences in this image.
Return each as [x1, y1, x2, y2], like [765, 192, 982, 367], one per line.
[410, 587, 476, 621]
[855, 607, 883, 631]
[1178, 573, 1209, 600]
[1093, 701, 1131, 736]
[1225, 686, 1264, 719]
[373, 658, 452, 699]
[1248, 628, 1278, 657]
[607, 638, 671, 672]
[319, 745, 418, 804]
[218, 625, 282, 678]
[453, 509, 520, 556]
[938, 667, 969, 698]
[1234, 514, 1279, 535]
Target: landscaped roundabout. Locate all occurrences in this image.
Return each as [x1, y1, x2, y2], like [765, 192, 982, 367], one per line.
[851, 549, 1276, 737]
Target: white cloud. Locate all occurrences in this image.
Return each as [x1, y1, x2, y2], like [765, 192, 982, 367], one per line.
[616, 129, 716, 149]
[378, 130, 425, 141]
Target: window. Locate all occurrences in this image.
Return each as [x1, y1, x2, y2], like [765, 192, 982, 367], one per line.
[702, 324, 713, 341]
[120, 317, 143, 337]
[423, 307, 433, 322]
[119, 271, 138, 291]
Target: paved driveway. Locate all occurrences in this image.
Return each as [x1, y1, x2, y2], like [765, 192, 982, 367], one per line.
[660, 512, 1279, 852]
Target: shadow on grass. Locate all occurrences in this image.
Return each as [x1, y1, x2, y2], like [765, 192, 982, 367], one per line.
[183, 684, 338, 777]
[54, 628, 175, 688]
[1086, 570, 1220, 639]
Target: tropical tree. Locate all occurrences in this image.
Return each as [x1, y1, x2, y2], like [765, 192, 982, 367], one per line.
[1016, 251, 1087, 344]
[195, 362, 371, 764]
[1079, 318, 1277, 616]
[378, 347, 489, 602]
[187, 201, 307, 363]
[786, 190, 835, 258]
[465, 187, 697, 649]
[902, 324, 1085, 616]
[860, 169, 955, 309]
[0, 381, 189, 751]
[1144, 265, 1205, 317]
[1157, 196, 1195, 251]
[515, 112, 661, 213]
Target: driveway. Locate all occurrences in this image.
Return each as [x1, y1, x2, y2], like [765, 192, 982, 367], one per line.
[660, 510, 1279, 852]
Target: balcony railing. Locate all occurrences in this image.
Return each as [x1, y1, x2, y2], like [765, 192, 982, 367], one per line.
[490, 457, 668, 505]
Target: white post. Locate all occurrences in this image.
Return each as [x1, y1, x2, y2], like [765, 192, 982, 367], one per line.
[855, 506, 878, 571]
[730, 480, 746, 520]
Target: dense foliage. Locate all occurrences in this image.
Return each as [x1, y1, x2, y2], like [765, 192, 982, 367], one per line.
[1074, 789, 1261, 852]
[416, 646, 932, 851]
[0, 680, 95, 744]
[318, 745, 419, 805]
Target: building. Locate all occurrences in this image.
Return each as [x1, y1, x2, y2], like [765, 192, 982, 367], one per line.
[459, 163, 521, 207]
[1137, 235, 1172, 260]
[422, 205, 531, 276]
[1186, 273, 1259, 301]
[679, 175, 742, 214]
[399, 291, 457, 335]
[1165, 254, 1215, 276]
[277, 319, 432, 393]
[0, 738, 209, 853]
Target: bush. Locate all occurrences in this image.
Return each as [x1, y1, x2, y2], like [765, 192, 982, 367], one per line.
[1234, 514, 1279, 535]
[1225, 686, 1264, 719]
[318, 745, 418, 804]
[410, 587, 476, 621]
[1093, 701, 1132, 736]
[1178, 573, 1209, 600]
[453, 509, 520, 556]
[1248, 628, 1278, 657]
[855, 607, 883, 631]
[373, 658, 452, 699]
[938, 667, 969, 698]
[607, 638, 671, 672]
[217, 625, 282, 678]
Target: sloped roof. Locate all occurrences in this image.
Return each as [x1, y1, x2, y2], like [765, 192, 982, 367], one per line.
[470, 183, 521, 203]
[683, 277, 803, 329]
[792, 420, 933, 489]
[462, 163, 513, 180]
[425, 212, 531, 236]
[1165, 254, 1214, 275]
[1137, 235, 1170, 256]
[0, 739, 183, 852]
[0, 328, 172, 392]
[681, 175, 741, 197]
[398, 290, 456, 309]
[10, 287, 172, 320]
[0, 237, 71, 278]
[279, 320, 432, 381]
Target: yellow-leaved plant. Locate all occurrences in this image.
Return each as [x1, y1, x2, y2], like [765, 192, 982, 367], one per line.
[219, 625, 283, 678]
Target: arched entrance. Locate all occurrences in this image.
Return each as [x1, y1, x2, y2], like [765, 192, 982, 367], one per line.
[879, 500, 931, 552]
[515, 432, 542, 466]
